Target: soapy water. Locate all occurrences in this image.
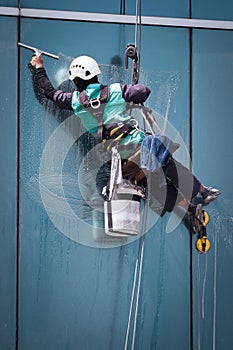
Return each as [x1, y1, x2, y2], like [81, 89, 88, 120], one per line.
[23, 56, 194, 248]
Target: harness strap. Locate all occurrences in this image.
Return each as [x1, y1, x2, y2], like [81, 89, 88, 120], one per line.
[78, 85, 110, 142]
[106, 123, 133, 140]
[104, 124, 135, 152]
[78, 85, 138, 151]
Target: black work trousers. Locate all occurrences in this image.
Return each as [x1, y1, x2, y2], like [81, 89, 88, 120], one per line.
[96, 157, 201, 213]
[144, 158, 201, 213]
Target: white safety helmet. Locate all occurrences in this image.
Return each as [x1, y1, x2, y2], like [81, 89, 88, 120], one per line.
[69, 55, 101, 81]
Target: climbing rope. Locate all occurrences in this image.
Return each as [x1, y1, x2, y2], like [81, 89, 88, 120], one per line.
[134, 0, 142, 70]
[124, 174, 151, 350]
[120, 0, 126, 15]
[123, 2, 162, 348]
[124, 0, 142, 85]
[123, 1, 152, 349]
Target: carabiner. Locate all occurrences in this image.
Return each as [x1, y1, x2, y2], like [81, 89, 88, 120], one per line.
[129, 118, 139, 130]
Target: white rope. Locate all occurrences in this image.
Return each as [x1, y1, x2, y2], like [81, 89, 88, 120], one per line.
[124, 258, 139, 350]
[134, 0, 139, 47]
[124, 238, 146, 350]
[131, 172, 151, 349]
[131, 238, 145, 350]
[140, 107, 163, 135]
[124, 2, 149, 347]
[162, 95, 171, 135]
[124, 171, 151, 350]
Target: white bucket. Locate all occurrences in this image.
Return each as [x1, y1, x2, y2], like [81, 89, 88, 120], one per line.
[104, 182, 141, 237]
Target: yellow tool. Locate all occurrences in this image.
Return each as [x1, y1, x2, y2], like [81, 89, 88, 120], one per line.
[195, 210, 211, 253]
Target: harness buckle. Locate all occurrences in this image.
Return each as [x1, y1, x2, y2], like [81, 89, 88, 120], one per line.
[117, 122, 124, 128]
[90, 98, 101, 109]
[129, 118, 139, 129]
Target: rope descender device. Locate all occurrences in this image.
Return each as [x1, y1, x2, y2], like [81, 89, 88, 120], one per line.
[124, 43, 140, 85]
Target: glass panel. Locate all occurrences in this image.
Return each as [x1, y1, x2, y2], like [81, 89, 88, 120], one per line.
[0, 16, 17, 349]
[192, 0, 233, 21]
[126, 0, 189, 18]
[20, 0, 121, 14]
[20, 0, 189, 17]
[19, 17, 191, 349]
[0, 1, 17, 6]
[192, 29, 233, 349]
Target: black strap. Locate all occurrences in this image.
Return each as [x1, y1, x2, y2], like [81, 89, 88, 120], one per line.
[78, 85, 110, 142]
[100, 85, 110, 103]
[78, 86, 136, 149]
[106, 123, 133, 140]
[78, 85, 109, 107]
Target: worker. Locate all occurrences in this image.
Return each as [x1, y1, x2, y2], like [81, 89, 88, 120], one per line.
[29, 54, 221, 224]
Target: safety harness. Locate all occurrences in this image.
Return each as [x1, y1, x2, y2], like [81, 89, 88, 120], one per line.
[78, 84, 134, 150]
[78, 85, 109, 143]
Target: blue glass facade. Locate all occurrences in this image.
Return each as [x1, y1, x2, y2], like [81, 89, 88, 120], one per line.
[0, 1, 233, 349]
[0, 15, 17, 350]
[20, 0, 189, 17]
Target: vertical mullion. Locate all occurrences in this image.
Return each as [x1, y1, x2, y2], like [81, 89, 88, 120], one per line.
[16, 1, 21, 349]
[189, 1, 194, 350]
